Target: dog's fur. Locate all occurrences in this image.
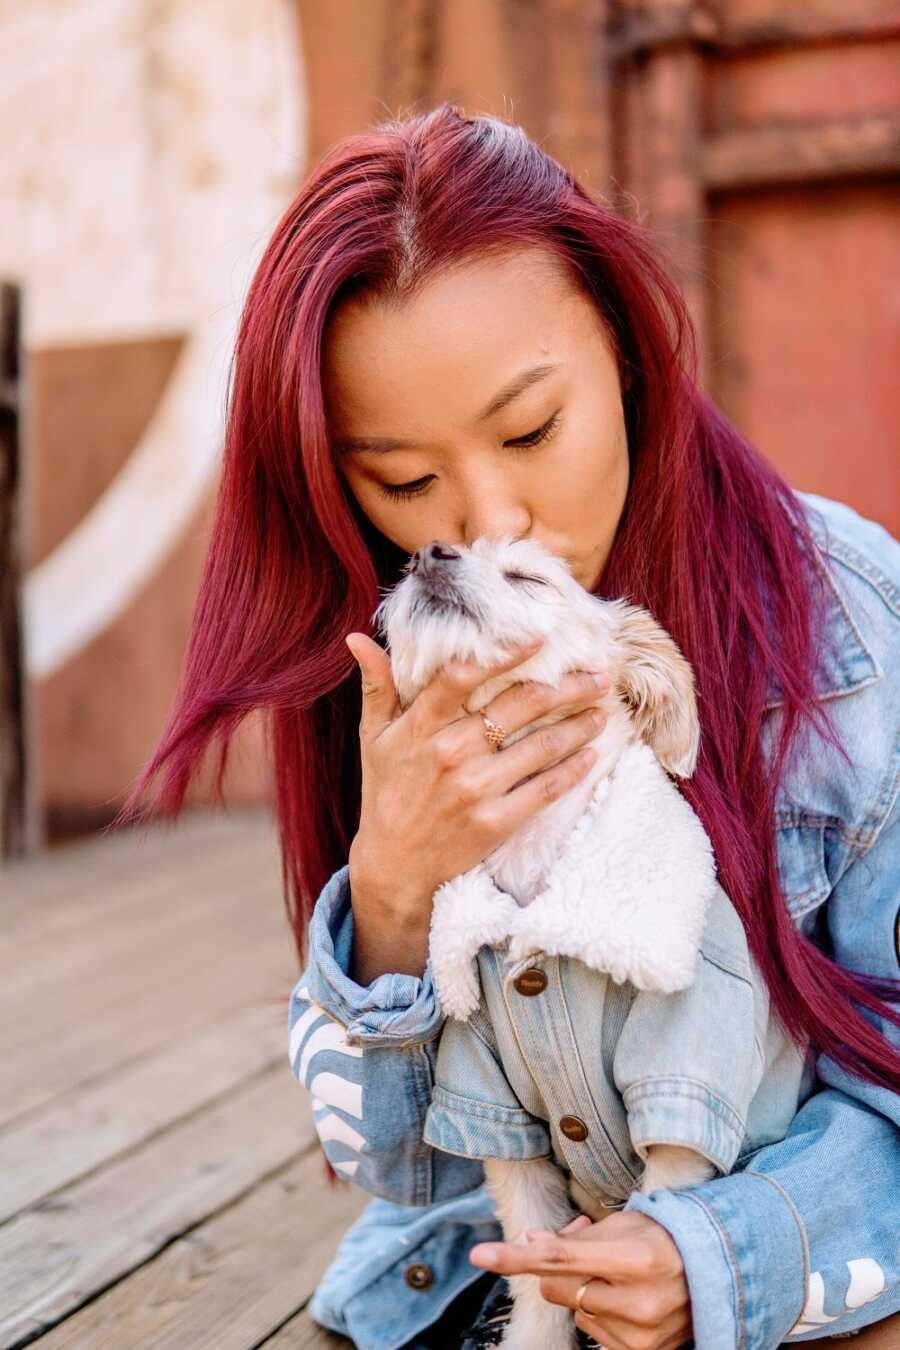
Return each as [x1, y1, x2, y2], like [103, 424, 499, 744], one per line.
[375, 535, 717, 1349]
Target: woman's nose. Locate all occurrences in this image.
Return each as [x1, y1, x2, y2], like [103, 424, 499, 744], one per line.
[462, 500, 531, 548]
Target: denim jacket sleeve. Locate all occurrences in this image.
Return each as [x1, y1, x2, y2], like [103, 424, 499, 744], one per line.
[287, 863, 486, 1206]
[624, 765, 900, 1348]
[621, 494, 900, 1349]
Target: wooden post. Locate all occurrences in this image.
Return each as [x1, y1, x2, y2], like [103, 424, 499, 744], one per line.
[612, 1, 718, 391]
[0, 281, 29, 860]
[382, 0, 438, 115]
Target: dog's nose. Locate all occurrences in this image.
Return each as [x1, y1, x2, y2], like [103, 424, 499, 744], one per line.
[427, 542, 461, 563]
[412, 542, 461, 576]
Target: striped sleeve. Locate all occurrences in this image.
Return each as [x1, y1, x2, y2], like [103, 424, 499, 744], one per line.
[288, 982, 365, 1180]
[287, 864, 488, 1205]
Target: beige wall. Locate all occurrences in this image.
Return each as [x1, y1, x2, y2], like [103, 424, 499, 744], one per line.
[2, 0, 304, 836]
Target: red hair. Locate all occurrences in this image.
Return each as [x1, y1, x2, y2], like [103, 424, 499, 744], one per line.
[113, 104, 899, 1092]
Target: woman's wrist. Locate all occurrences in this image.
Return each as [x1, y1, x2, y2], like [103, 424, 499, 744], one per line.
[348, 845, 433, 983]
[302, 861, 444, 1044]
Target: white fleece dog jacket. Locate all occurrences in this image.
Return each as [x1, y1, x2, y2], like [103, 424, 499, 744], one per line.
[423, 741, 788, 1194]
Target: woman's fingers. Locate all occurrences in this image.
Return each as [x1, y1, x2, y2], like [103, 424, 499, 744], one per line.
[485, 667, 610, 740]
[345, 633, 400, 736]
[469, 1234, 651, 1280]
[539, 1272, 676, 1324]
[577, 1301, 690, 1350]
[491, 703, 607, 786]
[413, 637, 544, 728]
[559, 1215, 594, 1234]
[470, 1214, 692, 1350]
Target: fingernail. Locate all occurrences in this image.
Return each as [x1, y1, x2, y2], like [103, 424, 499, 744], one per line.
[345, 636, 361, 664]
[591, 672, 609, 689]
[469, 1244, 499, 1266]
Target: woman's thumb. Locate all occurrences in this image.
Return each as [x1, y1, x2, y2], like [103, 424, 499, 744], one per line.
[345, 633, 399, 732]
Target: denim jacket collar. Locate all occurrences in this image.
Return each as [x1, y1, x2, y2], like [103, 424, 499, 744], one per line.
[763, 522, 882, 711]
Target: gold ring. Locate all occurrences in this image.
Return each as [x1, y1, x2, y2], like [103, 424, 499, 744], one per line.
[574, 1278, 596, 1315]
[478, 709, 507, 751]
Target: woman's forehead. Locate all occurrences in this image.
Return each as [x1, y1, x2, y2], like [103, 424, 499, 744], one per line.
[322, 248, 610, 435]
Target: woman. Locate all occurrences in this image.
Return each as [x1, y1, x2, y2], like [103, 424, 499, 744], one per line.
[119, 106, 900, 1349]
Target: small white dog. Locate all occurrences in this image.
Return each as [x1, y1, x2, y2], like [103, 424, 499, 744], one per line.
[375, 535, 719, 1349]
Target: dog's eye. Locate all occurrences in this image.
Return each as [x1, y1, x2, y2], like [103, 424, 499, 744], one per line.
[504, 571, 547, 586]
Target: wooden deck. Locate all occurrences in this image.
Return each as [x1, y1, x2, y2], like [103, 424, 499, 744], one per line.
[0, 810, 364, 1348]
[4, 812, 899, 1349]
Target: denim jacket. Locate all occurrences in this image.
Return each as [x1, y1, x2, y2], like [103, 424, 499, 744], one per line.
[423, 873, 811, 1199]
[287, 492, 900, 1350]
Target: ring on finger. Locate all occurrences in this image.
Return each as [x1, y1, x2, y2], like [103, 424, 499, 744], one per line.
[478, 708, 507, 752]
[574, 1278, 600, 1315]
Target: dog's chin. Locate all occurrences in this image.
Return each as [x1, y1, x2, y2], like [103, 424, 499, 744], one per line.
[412, 590, 479, 625]
[388, 597, 544, 703]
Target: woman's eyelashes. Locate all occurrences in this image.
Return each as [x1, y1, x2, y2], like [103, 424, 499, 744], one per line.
[376, 411, 563, 501]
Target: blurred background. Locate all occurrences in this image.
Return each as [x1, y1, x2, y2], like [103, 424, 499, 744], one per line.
[2, 0, 899, 860]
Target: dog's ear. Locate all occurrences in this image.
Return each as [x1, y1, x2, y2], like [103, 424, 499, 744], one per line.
[613, 605, 700, 776]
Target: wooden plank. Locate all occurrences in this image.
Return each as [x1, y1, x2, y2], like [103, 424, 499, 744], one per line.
[17, 1147, 367, 1350]
[0, 850, 296, 1129]
[0, 934, 293, 1130]
[607, 0, 719, 62]
[607, 1, 900, 58]
[1, 809, 273, 926]
[2, 843, 280, 1001]
[705, 38, 900, 134]
[262, 1310, 352, 1348]
[0, 1064, 320, 1347]
[0, 1001, 287, 1223]
[703, 111, 900, 189]
[714, 1, 900, 51]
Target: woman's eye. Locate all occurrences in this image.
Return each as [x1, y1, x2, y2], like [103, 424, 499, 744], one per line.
[377, 411, 562, 501]
[378, 477, 432, 501]
[505, 410, 562, 451]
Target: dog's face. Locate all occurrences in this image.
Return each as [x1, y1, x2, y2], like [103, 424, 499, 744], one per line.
[375, 534, 700, 777]
[375, 534, 611, 704]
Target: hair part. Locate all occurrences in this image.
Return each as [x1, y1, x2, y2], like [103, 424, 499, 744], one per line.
[112, 103, 899, 1093]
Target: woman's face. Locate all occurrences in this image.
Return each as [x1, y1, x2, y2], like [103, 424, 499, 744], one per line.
[322, 245, 630, 592]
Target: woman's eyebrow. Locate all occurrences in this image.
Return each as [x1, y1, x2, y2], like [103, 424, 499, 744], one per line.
[335, 361, 561, 457]
[475, 361, 561, 422]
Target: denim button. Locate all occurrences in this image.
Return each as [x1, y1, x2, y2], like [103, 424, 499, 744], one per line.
[559, 1114, 589, 1141]
[404, 1262, 435, 1290]
[513, 967, 547, 996]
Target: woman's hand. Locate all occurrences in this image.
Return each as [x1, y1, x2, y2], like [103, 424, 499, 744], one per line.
[344, 630, 610, 983]
[469, 1211, 693, 1350]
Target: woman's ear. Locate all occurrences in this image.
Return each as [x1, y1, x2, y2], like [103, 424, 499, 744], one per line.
[612, 605, 700, 776]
